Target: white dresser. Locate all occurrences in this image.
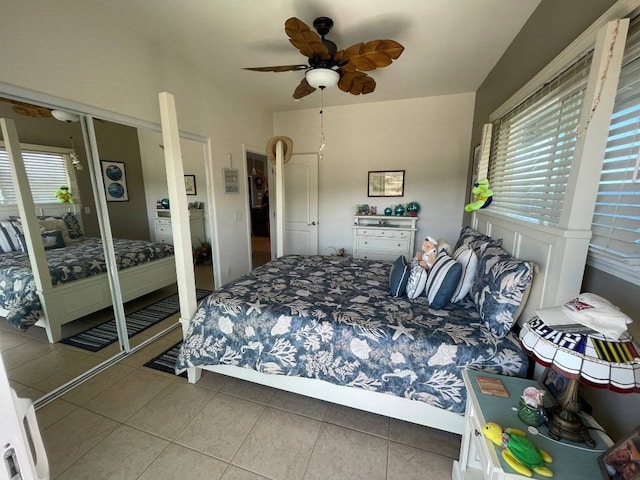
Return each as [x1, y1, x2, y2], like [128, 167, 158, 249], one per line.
[352, 215, 418, 261]
[154, 209, 205, 247]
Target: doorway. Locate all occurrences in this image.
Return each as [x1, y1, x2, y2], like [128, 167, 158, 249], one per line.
[246, 150, 270, 269]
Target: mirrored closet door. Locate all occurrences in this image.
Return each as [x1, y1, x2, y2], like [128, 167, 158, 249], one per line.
[0, 98, 131, 402]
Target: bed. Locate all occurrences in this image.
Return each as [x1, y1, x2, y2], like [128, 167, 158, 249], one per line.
[177, 224, 540, 434]
[0, 204, 177, 343]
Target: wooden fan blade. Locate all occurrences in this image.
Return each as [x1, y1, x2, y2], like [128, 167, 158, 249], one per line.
[9, 101, 52, 118]
[243, 64, 308, 73]
[335, 39, 404, 72]
[285, 17, 329, 59]
[338, 71, 376, 95]
[292, 78, 316, 99]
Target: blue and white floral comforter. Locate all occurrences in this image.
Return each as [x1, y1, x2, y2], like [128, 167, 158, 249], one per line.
[177, 255, 528, 413]
[0, 238, 174, 330]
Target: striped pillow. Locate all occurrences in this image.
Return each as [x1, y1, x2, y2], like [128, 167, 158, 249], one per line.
[405, 259, 428, 299]
[451, 245, 478, 303]
[0, 221, 22, 253]
[389, 255, 411, 297]
[424, 251, 463, 309]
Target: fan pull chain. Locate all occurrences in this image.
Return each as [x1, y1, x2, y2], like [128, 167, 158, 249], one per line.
[319, 87, 326, 160]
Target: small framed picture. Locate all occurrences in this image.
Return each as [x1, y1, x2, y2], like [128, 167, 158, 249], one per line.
[367, 170, 405, 197]
[542, 368, 569, 401]
[599, 426, 640, 479]
[223, 168, 239, 194]
[101, 160, 128, 202]
[184, 175, 197, 195]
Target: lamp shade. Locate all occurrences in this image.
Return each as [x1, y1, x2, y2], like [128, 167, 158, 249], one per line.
[305, 68, 339, 89]
[519, 316, 640, 393]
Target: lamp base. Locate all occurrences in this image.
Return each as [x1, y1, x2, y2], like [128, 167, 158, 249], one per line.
[546, 406, 596, 448]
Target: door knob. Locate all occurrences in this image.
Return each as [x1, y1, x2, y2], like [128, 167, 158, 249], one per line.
[307, 221, 317, 226]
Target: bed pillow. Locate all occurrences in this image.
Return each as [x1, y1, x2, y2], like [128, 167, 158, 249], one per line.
[62, 213, 83, 239]
[37, 213, 83, 239]
[453, 226, 502, 257]
[389, 255, 411, 297]
[0, 221, 21, 253]
[450, 245, 478, 303]
[424, 250, 462, 309]
[405, 259, 428, 299]
[17, 230, 65, 253]
[38, 219, 74, 245]
[471, 244, 535, 338]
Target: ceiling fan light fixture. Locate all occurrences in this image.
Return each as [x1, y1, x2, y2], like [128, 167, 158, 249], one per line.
[51, 109, 80, 123]
[305, 68, 339, 89]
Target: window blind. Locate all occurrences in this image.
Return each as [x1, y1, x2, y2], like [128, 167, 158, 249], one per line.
[591, 18, 640, 262]
[488, 52, 593, 225]
[0, 147, 70, 204]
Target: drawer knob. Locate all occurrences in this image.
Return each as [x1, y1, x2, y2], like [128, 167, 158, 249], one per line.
[474, 429, 481, 437]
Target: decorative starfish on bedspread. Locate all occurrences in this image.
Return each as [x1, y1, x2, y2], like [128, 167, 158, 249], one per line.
[246, 299, 265, 315]
[388, 319, 416, 341]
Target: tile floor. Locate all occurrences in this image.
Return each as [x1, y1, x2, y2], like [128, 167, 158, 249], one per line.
[32, 326, 461, 479]
[0, 263, 215, 399]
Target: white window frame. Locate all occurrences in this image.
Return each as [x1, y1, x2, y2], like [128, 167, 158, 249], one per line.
[488, 1, 639, 285]
[0, 141, 80, 206]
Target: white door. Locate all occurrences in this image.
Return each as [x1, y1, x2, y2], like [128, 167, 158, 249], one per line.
[284, 154, 318, 255]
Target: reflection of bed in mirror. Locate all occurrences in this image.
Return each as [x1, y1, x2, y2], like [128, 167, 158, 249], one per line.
[0, 203, 177, 343]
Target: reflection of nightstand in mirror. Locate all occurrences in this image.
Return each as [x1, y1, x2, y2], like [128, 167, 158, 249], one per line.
[453, 369, 612, 480]
[154, 209, 205, 247]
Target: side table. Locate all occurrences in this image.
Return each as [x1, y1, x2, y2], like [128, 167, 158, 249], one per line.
[452, 369, 612, 480]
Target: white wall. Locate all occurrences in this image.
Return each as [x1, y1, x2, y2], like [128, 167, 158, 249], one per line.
[0, 1, 273, 285]
[274, 93, 476, 256]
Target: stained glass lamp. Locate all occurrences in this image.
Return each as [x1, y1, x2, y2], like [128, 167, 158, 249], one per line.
[519, 316, 640, 446]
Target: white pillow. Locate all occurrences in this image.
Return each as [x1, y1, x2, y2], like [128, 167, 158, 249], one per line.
[405, 260, 428, 299]
[451, 245, 478, 303]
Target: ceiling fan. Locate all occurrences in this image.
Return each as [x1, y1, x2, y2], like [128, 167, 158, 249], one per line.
[244, 17, 404, 99]
[0, 98, 80, 122]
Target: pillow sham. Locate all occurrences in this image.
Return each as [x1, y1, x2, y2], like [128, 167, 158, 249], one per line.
[424, 250, 462, 309]
[453, 226, 502, 257]
[62, 212, 83, 239]
[405, 258, 428, 299]
[17, 230, 65, 253]
[450, 245, 478, 303]
[0, 221, 21, 253]
[389, 255, 411, 297]
[471, 244, 535, 338]
[38, 219, 73, 245]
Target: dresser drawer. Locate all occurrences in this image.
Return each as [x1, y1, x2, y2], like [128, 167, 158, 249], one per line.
[356, 228, 410, 239]
[357, 251, 400, 262]
[155, 225, 172, 235]
[357, 236, 410, 252]
[154, 218, 172, 227]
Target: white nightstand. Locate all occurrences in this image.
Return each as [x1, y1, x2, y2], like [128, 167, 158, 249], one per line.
[352, 215, 417, 261]
[453, 369, 612, 480]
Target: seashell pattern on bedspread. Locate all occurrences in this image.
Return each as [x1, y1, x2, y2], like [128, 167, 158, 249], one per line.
[177, 255, 529, 414]
[0, 238, 174, 331]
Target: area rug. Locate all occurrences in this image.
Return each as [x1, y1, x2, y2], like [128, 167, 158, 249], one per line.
[60, 289, 211, 352]
[144, 341, 186, 378]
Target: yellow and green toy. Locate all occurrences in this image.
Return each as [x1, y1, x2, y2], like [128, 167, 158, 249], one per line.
[465, 179, 493, 212]
[56, 186, 74, 204]
[482, 422, 553, 477]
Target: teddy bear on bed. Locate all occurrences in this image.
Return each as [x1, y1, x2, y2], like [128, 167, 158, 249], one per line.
[415, 236, 452, 270]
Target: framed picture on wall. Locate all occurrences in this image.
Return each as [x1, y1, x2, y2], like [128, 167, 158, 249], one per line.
[101, 160, 128, 202]
[184, 175, 197, 195]
[367, 170, 405, 197]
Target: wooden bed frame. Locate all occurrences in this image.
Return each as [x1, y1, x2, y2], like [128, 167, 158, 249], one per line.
[0, 203, 177, 343]
[178, 209, 588, 435]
